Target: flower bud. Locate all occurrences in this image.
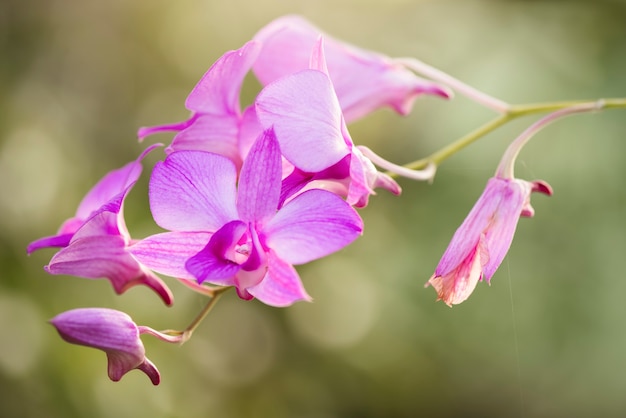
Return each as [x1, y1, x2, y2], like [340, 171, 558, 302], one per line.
[50, 308, 160, 385]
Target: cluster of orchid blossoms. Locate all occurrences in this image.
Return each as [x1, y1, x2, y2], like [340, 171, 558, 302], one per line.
[28, 15, 623, 385]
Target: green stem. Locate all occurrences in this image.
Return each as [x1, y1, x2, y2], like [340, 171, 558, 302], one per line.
[160, 286, 232, 345]
[403, 114, 511, 171]
[395, 98, 626, 174]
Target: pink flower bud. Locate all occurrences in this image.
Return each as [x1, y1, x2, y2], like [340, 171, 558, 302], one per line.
[50, 308, 160, 385]
[426, 177, 552, 306]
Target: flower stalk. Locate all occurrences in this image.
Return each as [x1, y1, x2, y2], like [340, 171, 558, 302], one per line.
[150, 286, 232, 345]
[496, 100, 606, 179]
[395, 98, 626, 177]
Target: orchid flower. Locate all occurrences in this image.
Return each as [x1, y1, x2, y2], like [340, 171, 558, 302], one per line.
[425, 103, 605, 306]
[138, 41, 262, 169]
[424, 105, 578, 306]
[50, 308, 161, 385]
[252, 14, 451, 123]
[255, 39, 402, 207]
[29, 145, 173, 306]
[130, 128, 363, 306]
[426, 177, 552, 306]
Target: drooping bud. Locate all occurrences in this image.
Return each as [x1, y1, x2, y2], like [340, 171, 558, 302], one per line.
[50, 308, 160, 385]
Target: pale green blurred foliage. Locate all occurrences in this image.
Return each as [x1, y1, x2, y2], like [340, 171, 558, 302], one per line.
[2, 0, 626, 417]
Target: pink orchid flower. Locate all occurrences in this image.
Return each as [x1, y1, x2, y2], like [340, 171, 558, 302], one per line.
[426, 177, 552, 306]
[130, 128, 363, 306]
[50, 308, 161, 385]
[28, 145, 173, 306]
[255, 39, 401, 207]
[252, 15, 450, 123]
[138, 41, 262, 169]
[424, 104, 598, 306]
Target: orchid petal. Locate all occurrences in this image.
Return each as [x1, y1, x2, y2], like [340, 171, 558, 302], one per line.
[253, 15, 449, 123]
[247, 250, 311, 307]
[70, 199, 123, 240]
[236, 227, 268, 292]
[255, 70, 349, 172]
[50, 308, 160, 385]
[74, 162, 141, 220]
[28, 146, 157, 254]
[434, 179, 509, 278]
[264, 189, 363, 264]
[480, 180, 531, 279]
[129, 231, 214, 280]
[309, 36, 329, 74]
[346, 149, 374, 208]
[165, 114, 242, 168]
[428, 176, 552, 306]
[138, 114, 199, 141]
[237, 105, 263, 162]
[75, 144, 159, 220]
[149, 151, 238, 232]
[427, 238, 486, 307]
[185, 221, 246, 285]
[27, 234, 73, 255]
[46, 234, 173, 305]
[237, 129, 282, 223]
[185, 40, 261, 114]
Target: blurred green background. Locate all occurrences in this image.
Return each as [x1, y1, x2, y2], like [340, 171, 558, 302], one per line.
[2, 0, 626, 417]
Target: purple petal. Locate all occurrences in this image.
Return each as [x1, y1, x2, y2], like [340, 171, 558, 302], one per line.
[237, 105, 263, 161]
[185, 40, 261, 114]
[149, 151, 238, 232]
[435, 178, 524, 280]
[264, 189, 363, 264]
[346, 149, 374, 208]
[138, 114, 199, 141]
[56, 217, 87, 237]
[135, 358, 161, 386]
[46, 234, 173, 305]
[255, 70, 350, 172]
[50, 308, 160, 385]
[50, 308, 139, 349]
[247, 250, 311, 307]
[74, 145, 160, 220]
[129, 268, 174, 306]
[165, 113, 242, 169]
[237, 129, 282, 223]
[235, 227, 268, 291]
[344, 147, 401, 208]
[427, 240, 486, 307]
[185, 220, 246, 285]
[28, 145, 158, 255]
[253, 15, 449, 123]
[278, 154, 351, 207]
[480, 179, 529, 280]
[70, 201, 123, 240]
[279, 169, 315, 207]
[309, 36, 329, 74]
[129, 232, 213, 280]
[46, 234, 133, 279]
[27, 233, 73, 255]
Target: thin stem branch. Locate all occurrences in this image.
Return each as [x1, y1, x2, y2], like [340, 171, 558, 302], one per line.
[395, 98, 626, 175]
[496, 100, 606, 178]
[153, 286, 232, 345]
[399, 114, 512, 173]
[510, 98, 626, 115]
[178, 278, 228, 297]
